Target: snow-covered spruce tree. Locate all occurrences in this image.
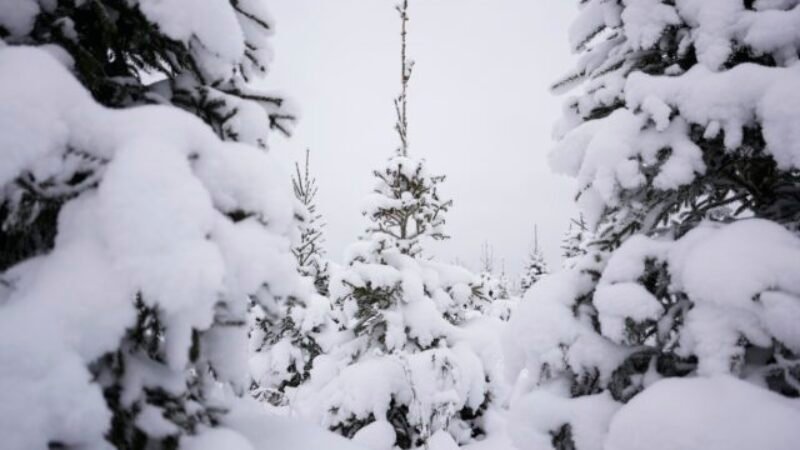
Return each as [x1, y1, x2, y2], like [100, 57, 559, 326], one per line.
[302, 2, 494, 448]
[519, 226, 549, 293]
[505, 2, 800, 449]
[293, 149, 331, 297]
[248, 149, 335, 406]
[560, 215, 590, 269]
[496, 262, 511, 300]
[477, 241, 501, 301]
[0, 3, 336, 450]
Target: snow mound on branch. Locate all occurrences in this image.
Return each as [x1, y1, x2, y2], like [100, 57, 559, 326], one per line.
[605, 376, 800, 450]
[553, 1, 800, 220]
[504, 269, 630, 388]
[596, 219, 800, 375]
[225, 400, 367, 450]
[627, 63, 800, 168]
[509, 389, 620, 450]
[303, 347, 488, 432]
[352, 420, 396, 450]
[428, 430, 459, 450]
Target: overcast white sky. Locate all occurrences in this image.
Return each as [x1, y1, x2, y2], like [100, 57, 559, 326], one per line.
[267, 0, 578, 277]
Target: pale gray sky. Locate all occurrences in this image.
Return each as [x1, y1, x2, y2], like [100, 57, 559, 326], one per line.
[267, 0, 578, 277]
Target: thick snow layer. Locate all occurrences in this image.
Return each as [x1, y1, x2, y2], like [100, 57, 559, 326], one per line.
[0, 0, 38, 37]
[505, 269, 629, 389]
[627, 63, 800, 168]
[550, 106, 707, 216]
[428, 431, 460, 450]
[605, 376, 800, 450]
[572, 0, 800, 72]
[554, 0, 800, 223]
[596, 219, 800, 374]
[138, 0, 244, 62]
[622, 0, 680, 50]
[510, 389, 620, 450]
[304, 347, 489, 433]
[224, 399, 367, 450]
[302, 245, 505, 446]
[595, 283, 662, 344]
[461, 410, 517, 450]
[352, 420, 396, 450]
[672, 220, 800, 372]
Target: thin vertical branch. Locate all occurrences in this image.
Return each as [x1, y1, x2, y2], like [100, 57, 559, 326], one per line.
[395, 0, 413, 156]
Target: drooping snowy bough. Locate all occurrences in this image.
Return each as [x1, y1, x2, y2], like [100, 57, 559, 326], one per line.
[507, 2, 800, 449]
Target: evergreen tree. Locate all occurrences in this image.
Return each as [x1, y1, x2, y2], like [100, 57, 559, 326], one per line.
[293, 149, 330, 297]
[477, 241, 502, 302]
[560, 215, 589, 269]
[520, 226, 549, 293]
[496, 260, 511, 300]
[249, 149, 334, 406]
[507, 2, 800, 448]
[309, 2, 493, 447]
[479, 241, 495, 274]
[0, 2, 304, 448]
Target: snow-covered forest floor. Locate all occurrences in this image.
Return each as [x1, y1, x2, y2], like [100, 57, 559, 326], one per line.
[2, 1, 800, 450]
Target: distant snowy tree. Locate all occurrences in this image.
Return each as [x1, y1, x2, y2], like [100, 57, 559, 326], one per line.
[477, 242, 503, 302]
[478, 241, 495, 274]
[293, 149, 330, 296]
[0, 2, 321, 449]
[560, 215, 590, 269]
[496, 262, 511, 300]
[507, 2, 800, 449]
[305, 2, 494, 447]
[520, 226, 549, 293]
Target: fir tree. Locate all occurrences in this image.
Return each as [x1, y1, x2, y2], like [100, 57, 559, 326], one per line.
[479, 241, 495, 275]
[477, 241, 501, 301]
[520, 226, 549, 293]
[0, 2, 301, 448]
[497, 260, 511, 300]
[507, 2, 800, 448]
[560, 215, 589, 269]
[248, 149, 334, 406]
[316, 1, 492, 446]
[293, 149, 330, 297]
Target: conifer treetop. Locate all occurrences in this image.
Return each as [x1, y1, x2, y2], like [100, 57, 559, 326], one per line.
[292, 148, 330, 296]
[361, 0, 452, 257]
[395, 0, 414, 157]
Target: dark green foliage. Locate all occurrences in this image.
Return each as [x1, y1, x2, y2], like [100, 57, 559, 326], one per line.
[550, 423, 576, 450]
[16, 0, 293, 139]
[350, 282, 400, 349]
[0, 148, 104, 272]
